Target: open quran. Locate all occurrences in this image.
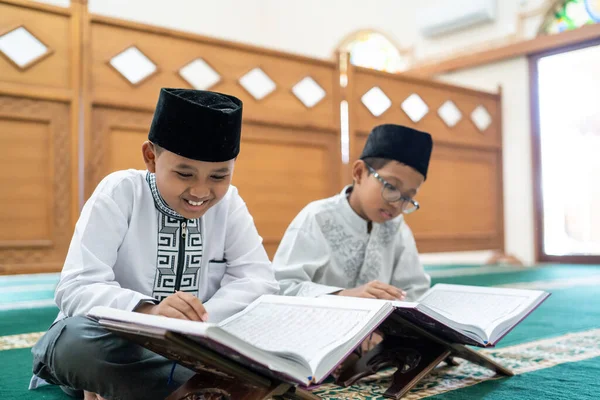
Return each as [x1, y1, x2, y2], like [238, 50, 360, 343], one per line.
[88, 283, 549, 397]
[393, 283, 550, 347]
[88, 295, 392, 387]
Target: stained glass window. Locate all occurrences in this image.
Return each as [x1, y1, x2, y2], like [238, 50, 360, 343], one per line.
[343, 31, 408, 73]
[542, 0, 600, 35]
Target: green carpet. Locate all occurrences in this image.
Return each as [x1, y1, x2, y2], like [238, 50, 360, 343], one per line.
[0, 348, 64, 400]
[427, 357, 600, 400]
[0, 307, 58, 336]
[1, 264, 599, 399]
[430, 264, 600, 286]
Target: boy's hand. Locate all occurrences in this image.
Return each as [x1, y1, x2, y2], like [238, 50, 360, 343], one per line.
[337, 281, 406, 301]
[136, 291, 208, 321]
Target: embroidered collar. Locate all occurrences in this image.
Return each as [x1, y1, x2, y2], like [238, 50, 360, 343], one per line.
[146, 171, 185, 220]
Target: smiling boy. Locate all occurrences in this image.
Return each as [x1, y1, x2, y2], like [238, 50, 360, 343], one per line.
[30, 88, 279, 400]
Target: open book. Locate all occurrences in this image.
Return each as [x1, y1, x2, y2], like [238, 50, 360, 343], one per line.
[392, 284, 550, 347]
[88, 295, 393, 387]
[87, 284, 548, 387]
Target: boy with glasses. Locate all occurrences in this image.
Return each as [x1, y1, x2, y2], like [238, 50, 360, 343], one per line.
[273, 124, 433, 302]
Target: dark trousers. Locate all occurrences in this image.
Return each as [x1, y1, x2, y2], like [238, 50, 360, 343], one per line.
[32, 316, 195, 400]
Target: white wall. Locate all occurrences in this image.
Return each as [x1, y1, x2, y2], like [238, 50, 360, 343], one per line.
[91, 0, 420, 60]
[437, 57, 536, 265]
[36, 0, 549, 62]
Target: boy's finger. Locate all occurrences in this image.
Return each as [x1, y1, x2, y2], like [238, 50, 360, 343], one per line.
[369, 288, 397, 301]
[359, 292, 378, 299]
[372, 281, 402, 296]
[177, 291, 208, 321]
[169, 295, 202, 321]
[378, 284, 405, 299]
[161, 305, 189, 321]
[370, 281, 385, 289]
[394, 289, 407, 300]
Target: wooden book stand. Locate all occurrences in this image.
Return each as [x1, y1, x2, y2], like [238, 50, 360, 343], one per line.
[336, 313, 514, 399]
[100, 321, 319, 400]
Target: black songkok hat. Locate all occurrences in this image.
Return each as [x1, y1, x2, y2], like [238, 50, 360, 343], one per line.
[360, 124, 433, 180]
[148, 88, 242, 162]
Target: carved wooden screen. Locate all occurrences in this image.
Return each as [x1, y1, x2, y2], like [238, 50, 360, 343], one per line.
[0, 0, 84, 274]
[344, 65, 504, 253]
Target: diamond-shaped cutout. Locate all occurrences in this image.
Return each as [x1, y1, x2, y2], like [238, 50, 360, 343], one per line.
[109, 46, 158, 85]
[0, 26, 51, 69]
[179, 58, 221, 90]
[361, 87, 392, 117]
[438, 100, 462, 128]
[238, 68, 276, 100]
[292, 77, 326, 108]
[401, 94, 429, 123]
[471, 105, 492, 132]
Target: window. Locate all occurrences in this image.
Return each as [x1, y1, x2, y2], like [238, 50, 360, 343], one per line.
[530, 39, 600, 263]
[341, 31, 408, 73]
[542, 0, 600, 35]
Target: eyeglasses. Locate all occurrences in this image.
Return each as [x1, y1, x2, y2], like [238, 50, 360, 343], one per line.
[364, 163, 420, 214]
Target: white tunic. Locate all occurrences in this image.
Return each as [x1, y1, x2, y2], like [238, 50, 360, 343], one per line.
[54, 169, 279, 323]
[273, 186, 430, 301]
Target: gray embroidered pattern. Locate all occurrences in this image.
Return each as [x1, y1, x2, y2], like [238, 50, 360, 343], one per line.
[378, 221, 398, 246]
[320, 217, 367, 285]
[357, 221, 398, 285]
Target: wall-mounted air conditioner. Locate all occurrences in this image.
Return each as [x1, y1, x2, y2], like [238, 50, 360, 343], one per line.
[417, 0, 497, 38]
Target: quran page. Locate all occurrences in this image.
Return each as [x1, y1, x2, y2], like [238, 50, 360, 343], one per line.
[419, 284, 544, 329]
[219, 295, 384, 363]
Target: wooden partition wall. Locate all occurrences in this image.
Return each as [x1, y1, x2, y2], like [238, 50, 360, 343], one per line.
[0, 0, 84, 274]
[0, 0, 503, 274]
